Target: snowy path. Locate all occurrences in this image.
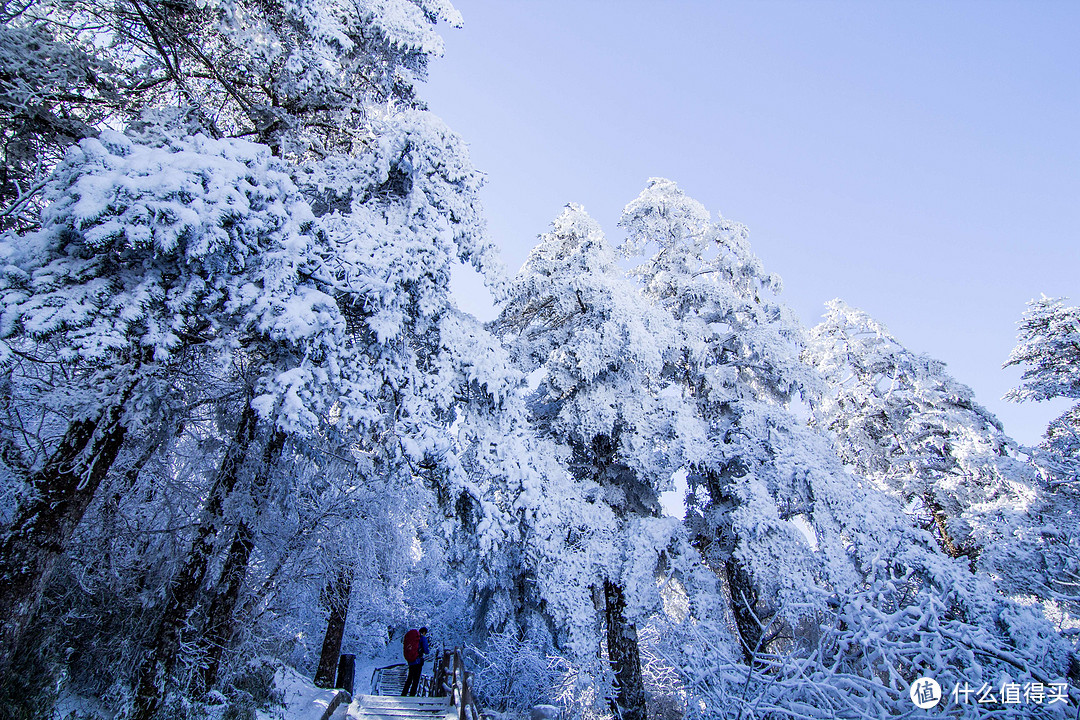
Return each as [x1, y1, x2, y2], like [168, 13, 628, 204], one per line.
[277, 643, 471, 720]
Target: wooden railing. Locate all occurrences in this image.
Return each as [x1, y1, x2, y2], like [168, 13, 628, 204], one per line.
[431, 647, 480, 720]
[370, 663, 404, 696]
[369, 659, 437, 697]
[366, 644, 478, 718]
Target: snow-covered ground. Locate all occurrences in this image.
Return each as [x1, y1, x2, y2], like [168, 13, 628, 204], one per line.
[263, 665, 346, 720]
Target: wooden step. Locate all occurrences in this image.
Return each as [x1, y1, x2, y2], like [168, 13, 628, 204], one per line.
[358, 695, 447, 704]
[350, 695, 457, 720]
[372, 666, 408, 695]
[353, 696, 451, 710]
[353, 705, 449, 714]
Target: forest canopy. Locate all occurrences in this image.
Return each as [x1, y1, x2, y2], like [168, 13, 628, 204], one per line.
[0, 1, 1078, 719]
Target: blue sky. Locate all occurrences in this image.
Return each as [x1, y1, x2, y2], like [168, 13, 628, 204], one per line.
[427, 0, 1079, 445]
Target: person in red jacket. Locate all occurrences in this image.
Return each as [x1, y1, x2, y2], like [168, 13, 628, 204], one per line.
[401, 627, 429, 696]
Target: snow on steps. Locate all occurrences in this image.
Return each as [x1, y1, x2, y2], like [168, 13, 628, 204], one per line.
[347, 694, 456, 720]
[263, 664, 455, 720]
[352, 695, 452, 715]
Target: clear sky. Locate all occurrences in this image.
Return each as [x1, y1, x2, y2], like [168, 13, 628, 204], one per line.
[426, 0, 1079, 446]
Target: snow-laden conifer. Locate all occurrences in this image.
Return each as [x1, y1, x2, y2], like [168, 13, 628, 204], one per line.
[1004, 296, 1080, 619]
[496, 204, 703, 720]
[0, 126, 317, 675]
[1007, 296, 1080, 477]
[619, 178, 1076, 718]
[620, 178, 828, 658]
[805, 300, 1040, 580]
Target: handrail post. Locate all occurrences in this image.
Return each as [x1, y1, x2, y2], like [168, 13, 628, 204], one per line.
[456, 649, 465, 720]
[455, 648, 463, 709]
[463, 671, 474, 720]
[437, 649, 450, 698]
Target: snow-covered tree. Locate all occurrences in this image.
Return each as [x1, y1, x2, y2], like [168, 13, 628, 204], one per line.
[619, 178, 826, 661]
[805, 300, 1039, 580]
[619, 178, 1076, 717]
[115, 104, 510, 717]
[495, 204, 695, 720]
[1003, 296, 1080, 618]
[0, 127, 316, 675]
[1006, 296, 1080, 478]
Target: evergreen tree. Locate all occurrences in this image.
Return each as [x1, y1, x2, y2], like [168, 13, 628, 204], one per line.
[805, 299, 1039, 582]
[619, 178, 1075, 717]
[495, 204, 694, 720]
[619, 178, 825, 660]
[0, 127, 315, 675]
[0, 0, 523, 714]
[1006, 296, 1080, 479]
[1005, 296, 1080, 617]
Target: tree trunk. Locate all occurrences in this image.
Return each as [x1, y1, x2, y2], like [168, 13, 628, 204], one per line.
[604, 580, 647, 720]
[724, 558, 765, 664]
[199, 430, 286, 693]
[0, 395, 130, 673]
[698, 467, 771, 664]
[314, 565, 355, 689]
[922, 492, 978, 571]
[132, 398, 258, 720]
[198, 521, 254, 693]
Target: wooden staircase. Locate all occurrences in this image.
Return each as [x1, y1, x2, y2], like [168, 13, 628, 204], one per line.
[350, 695, 457, 720]
[369, 664, 409, 696]
[344, 649, 479, 720]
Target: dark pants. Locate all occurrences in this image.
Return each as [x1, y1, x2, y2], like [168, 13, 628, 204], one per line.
[402, 662, 423, 696]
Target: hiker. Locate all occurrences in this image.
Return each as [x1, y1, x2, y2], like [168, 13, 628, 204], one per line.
[401, 626, 429, 696]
